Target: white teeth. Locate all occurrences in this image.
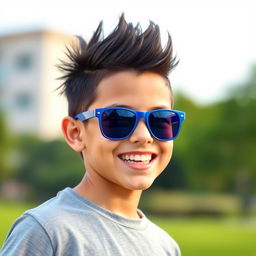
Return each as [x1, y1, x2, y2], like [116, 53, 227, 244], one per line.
[120, 154, 152, 162]
[135, 155, 140, 161]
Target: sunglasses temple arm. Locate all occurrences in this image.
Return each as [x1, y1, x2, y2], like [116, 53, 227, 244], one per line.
[74, 109, 96, 121]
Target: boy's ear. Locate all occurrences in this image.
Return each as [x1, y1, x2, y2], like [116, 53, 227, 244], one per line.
[61, 116, 86, 152]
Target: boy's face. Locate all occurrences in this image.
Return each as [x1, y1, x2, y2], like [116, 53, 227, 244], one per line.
[80, 71, 173, 191]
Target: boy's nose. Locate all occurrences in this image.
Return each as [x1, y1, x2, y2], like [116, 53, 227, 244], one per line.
[129, 119, 154, 144]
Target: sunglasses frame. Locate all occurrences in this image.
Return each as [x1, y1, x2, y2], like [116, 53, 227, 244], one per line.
[74, 107, 185, 141]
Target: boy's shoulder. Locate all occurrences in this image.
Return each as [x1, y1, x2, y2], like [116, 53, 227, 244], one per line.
[0, 188, 88, 256]
[24, 188, 94, 226]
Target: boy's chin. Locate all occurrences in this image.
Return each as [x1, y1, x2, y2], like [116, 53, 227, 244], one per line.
[126, 180, 155, 191]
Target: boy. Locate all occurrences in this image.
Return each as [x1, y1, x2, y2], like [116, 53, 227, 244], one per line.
[0, 14, 185, 255]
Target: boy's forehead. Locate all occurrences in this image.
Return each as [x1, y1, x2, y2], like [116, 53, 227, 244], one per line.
[91, 71, 173, 109]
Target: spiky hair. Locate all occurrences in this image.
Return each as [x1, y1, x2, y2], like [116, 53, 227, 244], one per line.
[58, 14, 178, 116]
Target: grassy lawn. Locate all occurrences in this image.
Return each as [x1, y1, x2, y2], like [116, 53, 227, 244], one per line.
[1, 201, 256, 256]
[152, 216, 256, 256]
[0, 201, 36, 246]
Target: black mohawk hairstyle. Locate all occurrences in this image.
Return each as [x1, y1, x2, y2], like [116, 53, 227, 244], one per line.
[58, 14, 178, 116]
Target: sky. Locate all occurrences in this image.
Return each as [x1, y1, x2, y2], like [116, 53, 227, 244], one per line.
[0, 0, 255, 105]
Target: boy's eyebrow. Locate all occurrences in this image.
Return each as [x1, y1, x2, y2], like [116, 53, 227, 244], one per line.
[105, 104, 171, 110]
[106, 104, 132, 108]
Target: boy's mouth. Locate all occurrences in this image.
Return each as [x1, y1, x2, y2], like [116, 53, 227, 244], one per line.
[118, 153, 157, 165]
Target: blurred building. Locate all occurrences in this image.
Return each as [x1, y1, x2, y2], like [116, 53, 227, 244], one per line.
[0, 28, 74, 139]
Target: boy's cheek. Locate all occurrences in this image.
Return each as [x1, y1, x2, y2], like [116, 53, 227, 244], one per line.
[161, 142, 173, 168]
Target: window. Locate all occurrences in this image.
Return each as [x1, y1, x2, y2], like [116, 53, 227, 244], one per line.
[15, 92, 32, 110]
[16, 53, 32, 71]
[0, 62, 9, 84]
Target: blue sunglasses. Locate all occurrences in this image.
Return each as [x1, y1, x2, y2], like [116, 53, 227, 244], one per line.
[74, 107, 185, 141]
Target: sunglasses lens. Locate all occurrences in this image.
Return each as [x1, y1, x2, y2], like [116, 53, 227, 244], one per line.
[149, 110, 180, 140]
[101, 109, 136, 139]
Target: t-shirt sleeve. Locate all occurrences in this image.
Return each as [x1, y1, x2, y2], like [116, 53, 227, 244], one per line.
[174, 242, 182, 256]
[0, 214, 54, 256]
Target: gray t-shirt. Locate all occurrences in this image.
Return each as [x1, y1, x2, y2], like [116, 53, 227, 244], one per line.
[0, 188, 181, 256]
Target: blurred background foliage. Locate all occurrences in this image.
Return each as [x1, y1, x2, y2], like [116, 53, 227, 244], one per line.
[157, 65, 256, 195]
[0, 65, 256, 216]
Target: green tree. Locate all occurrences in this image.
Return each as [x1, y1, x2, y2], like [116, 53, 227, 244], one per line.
[0, 112, 13, 182]
[167, 65, 256, 194]
[16, 136, 84, 201]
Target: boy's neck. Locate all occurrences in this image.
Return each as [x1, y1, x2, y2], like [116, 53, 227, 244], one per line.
[73, 175, 142, 219]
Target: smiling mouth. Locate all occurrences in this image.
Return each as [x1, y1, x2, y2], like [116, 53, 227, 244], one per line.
[118, 153, 157, 165]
